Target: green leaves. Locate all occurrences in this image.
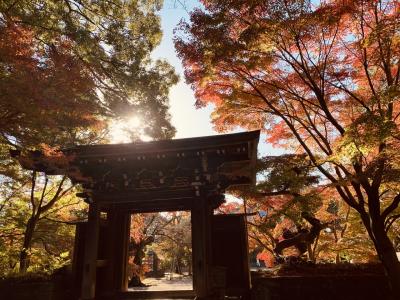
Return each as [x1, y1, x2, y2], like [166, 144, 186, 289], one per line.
[257, 154, 319, 196]
[0, 0, 177, 146]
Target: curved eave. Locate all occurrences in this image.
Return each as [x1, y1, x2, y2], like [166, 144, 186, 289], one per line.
[65, 130, 260, 157]
[10, 130, 260, 181]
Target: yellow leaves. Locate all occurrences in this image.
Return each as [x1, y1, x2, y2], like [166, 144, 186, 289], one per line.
[249, 31, 275, 54]
[59, 251, 69, 258]
[329, 111, 399, 167]
[329, 137, 366, 165]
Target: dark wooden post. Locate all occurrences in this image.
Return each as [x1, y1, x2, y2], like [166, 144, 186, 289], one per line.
[94, 209, 131, 298]
[80, 202, 100, 300]
[192, 198, 213, 299]
[113, 212, 131, 292]
[98, 208, 118, 297]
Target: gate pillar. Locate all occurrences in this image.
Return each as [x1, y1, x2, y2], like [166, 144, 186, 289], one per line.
[192, 197, 213, 298]
[96, 209, 131, 297]
[80, 202, 100, 300]
[114, 212, 131, 292]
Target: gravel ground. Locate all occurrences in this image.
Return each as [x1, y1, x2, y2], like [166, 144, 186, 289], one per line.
[129, 273, 193, 291]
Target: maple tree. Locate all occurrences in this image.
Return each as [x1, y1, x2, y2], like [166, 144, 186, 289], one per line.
[215, 201, 243, 215]
[17, 173, 76, 273]
[232, 155, 375, 265]
[241, 155, 326, 263]
[0, 146, 86, 273]
[0, 169, 86, 274]
[175, 0, 400, 296]
[0, 0, 178, 143]
[0, 20, 103, 148]
[129, 213, 167, 286]
[246, 183, 377, 267]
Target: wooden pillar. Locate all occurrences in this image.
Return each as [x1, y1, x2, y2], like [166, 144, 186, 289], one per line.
[80, 202, 100, 300]
[92, 209, 131, 298]
[192, 198, 213, 299]
[114, 212, 131, 292]
[98, 208, 118, 297]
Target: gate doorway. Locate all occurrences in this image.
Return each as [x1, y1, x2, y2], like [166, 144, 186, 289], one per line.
[128, 211, 193, 293]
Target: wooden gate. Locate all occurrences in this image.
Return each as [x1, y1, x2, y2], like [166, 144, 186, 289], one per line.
[212, 214, 251, 298]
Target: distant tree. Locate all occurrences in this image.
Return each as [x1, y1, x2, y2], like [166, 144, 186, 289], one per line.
[176, 1, 400, 295]
[215, 201, 242, 215]
[153, 212, 192, 277]
[128, 212, 192, 286]
[129, 213, 177, 286]
[314, 197, 377, 263]
[129, 213, 160, 287]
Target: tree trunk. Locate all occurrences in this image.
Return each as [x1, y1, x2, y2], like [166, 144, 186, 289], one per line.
[361, 189, 400, 300]
[371, 221, 400, 300]
[19, 216, 37, 273]
[128, 239, 151, 287]
[129, 258, 145, 286]
[188, 259, 192, 276]
[307, 244, 314, 262]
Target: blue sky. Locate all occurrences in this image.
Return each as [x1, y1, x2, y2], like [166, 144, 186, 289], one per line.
[152, 0, 215, 139]
[150, 0, 284, 157]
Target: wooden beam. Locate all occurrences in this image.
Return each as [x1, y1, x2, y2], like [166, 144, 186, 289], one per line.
[80, 202, 100, 300]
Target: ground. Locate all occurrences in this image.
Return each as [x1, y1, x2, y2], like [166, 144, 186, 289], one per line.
[129, 273, 193, 291]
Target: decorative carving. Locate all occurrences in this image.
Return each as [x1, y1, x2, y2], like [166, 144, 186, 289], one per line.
[171, 177, 190, 188]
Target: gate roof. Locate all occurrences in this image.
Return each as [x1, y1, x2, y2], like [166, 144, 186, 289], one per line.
[12, 131, 259, 212]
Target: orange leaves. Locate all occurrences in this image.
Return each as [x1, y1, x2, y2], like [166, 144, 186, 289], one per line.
[256, 251, 276, 268]
[0, 18, 102, 147]
[266, 121, 294, 148]
[215, 201, 242, 214]
[179, 2, 400, 272]
[0, 20, 35, 65]
[38, 144, 72, 170]
[130, 214, 146, 244]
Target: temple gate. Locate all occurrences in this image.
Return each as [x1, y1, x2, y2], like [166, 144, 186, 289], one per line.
[12, 131, 259, 300]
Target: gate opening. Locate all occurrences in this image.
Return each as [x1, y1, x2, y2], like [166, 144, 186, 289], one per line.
[128, 211, 193, 292]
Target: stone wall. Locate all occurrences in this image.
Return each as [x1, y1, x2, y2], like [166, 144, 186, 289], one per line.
[1, 272, 391, 300]
[251, 273, 391, 300]
[0, 275, 75, 300]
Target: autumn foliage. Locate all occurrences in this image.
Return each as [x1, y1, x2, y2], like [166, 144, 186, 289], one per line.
[176, 0, 400, 296]
[0, 20, 102, 147]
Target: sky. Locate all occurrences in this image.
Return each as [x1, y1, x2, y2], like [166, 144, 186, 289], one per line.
[111, 0, 284, 157]
[152, 0, 215, 139]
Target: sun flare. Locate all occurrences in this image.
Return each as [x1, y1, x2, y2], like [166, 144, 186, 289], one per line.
[108, 115, 151, 143]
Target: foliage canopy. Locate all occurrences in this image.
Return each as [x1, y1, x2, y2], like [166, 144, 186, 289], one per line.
[175, 0, 400, 295]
